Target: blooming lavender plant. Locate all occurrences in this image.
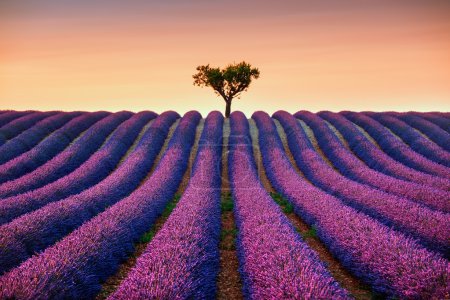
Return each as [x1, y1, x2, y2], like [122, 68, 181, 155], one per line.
[0, 112, 81, 164]
[393, 112, 450, 151]
[0, 111, 156, 225]
[226, 111, 350, 300]
[272, 111, 449, 255]
[0, 111, 58, 146]
[252, 111, 449, 299]
[109, 111, 223, 299]
[365, 112, 450, 167]
[0, 111, 109, 183]
[286, 111, 450, 212]
[0, 111, 33, 128]
[0, 111, 200, 299]
[316, 111, 450, 191]
[0, 111, 133, 198]
[0, 111, 178, 275]
[342, 111, 450, 178]
[415, 112, 450, 133]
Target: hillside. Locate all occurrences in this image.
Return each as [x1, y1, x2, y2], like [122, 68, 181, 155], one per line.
[0, 110, 448, 299]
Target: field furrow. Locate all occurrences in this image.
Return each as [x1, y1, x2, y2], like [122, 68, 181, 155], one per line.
[291, 111, 450, 212]
[272, 111, 449, 256]
[0, 111, 132, 197]
[317, 111, 450, 190]
[365, 112, 450, 167]
[0, 111, 110, 183]
[230, 112, 350, 299]
[0, 112, 81, 165]
[342, 111, 450, 178]
[252, 111, 449, 299]
[108, 111, 222, 299]
[0, 112, 178, 275]
[0, 111, 201, 299]
[394, 112, 450, 151]
[0, 111, 34, 128]
[0, 111, 58, 146]
[0, 111, 156, 225]
[415, 112, 450, 133]
[249, 116, 373, 300]
[96, 115, 204, 299]
[0, 110, 448, 299]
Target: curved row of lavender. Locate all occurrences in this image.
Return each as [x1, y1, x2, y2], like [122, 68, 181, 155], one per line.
[228, 112, 350, 299]
[415, 112, 450, 133]
[0, 111, 132, 198]
[0, 111, 178, 275]
[291, 111, 450, 212]
[342, 111, 450, 179]
[110, 111, 223, 299]
[0, 111, 57, 146]
[365, 112, 450, 167]
[318, 111, 450, 191]
[0, 112, 110, 183]
[0, 111, 33, 128]
[0, 111, 156, 225]
[395, 113, 450, 151]
[0, 112, 82, 164]
[0, 111, 201, 299]
[252, 111, 449, 299]
[274, 111, 449, 256]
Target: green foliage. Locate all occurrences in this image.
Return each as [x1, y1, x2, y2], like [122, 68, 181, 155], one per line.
[193, 61, 260, 117]
[220, 228, 238, 241]
[270, 192, 294, 214]
[162, 193, 181, 218]
[139, 229, 156, 244]
[301, 226, 318, 239]
[138, 194, 181, 244]
[221, 192, 234, 212]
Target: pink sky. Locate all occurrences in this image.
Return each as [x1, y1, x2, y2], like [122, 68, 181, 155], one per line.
[1, 0, 449, 115]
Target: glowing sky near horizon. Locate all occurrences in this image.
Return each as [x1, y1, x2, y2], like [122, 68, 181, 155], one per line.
[1, 0, 449, 115]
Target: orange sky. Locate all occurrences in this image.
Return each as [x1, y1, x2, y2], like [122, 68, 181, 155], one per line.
[1, 0, 449, 115]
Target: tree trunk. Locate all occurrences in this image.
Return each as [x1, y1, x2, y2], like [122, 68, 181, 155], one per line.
[225, 100, 231, 118]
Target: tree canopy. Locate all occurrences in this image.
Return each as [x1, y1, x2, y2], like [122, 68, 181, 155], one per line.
[193, 61, 260, 117]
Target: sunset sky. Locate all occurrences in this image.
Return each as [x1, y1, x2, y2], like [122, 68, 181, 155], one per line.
[1, 0, 449, 115]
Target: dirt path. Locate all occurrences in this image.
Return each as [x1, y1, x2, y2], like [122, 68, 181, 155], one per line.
[116, 119, 155, 167]
[295, 119, 336, 169]
[217, 118, 244, 300]
[176, 119, 204, 194]
[136, 119, 179, 188]
[248, 119, 275, 192]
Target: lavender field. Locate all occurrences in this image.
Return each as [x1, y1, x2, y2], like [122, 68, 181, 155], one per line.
[0, 110, 448, 299]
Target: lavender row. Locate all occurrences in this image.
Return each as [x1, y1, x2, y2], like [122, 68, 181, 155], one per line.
[227, 112, 350, 299]
[341, 111, 450, 178]
[290, 111, 450, 212]
[316, 111, 450, 191]
[0, 111, 57, 146]
[0, 111, 156, 225]
[0, 111, 178, 275]
[0, 111, 132, 198]
[393, 112, 450, 151]
[0, 111, 201, 299]
[0, 111, 109, 183]
[110, 111, 223, 299]
[365, 112, 450, 167]
[0, 112, 81, 165]
[414, 112, 450, 133]
[0, 111, 34, 128]
[252, 111, 449, 299]
[273, 111, 449, 255]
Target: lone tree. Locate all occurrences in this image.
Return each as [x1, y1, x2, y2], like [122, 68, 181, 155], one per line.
[193, 61, 260, 117]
